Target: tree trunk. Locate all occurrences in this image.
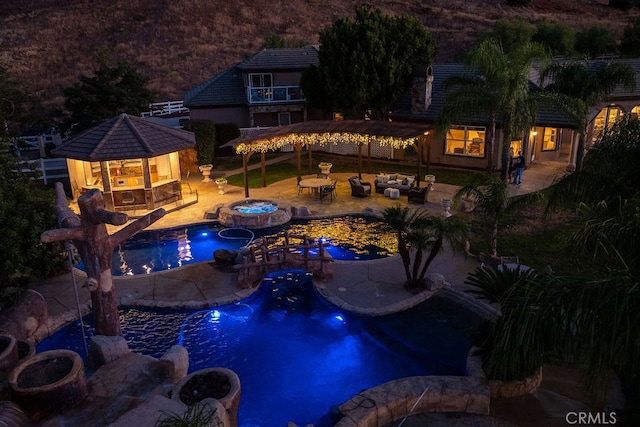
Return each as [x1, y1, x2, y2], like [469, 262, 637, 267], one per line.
[491, 221, 499, 257]
[418, 237, 443, 281]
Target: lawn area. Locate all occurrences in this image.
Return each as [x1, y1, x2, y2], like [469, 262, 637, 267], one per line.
[217, 153, 483, 188]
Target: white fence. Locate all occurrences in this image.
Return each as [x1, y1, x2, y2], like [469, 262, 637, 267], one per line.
[18, 158, 69, 185]
[13, 133, 62, 152]
[140, 101, 189, 117]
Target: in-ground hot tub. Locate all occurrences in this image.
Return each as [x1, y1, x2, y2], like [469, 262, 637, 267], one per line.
[217, 199, 292, 229]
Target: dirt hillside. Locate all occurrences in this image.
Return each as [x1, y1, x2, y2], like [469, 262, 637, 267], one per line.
[1, 0, 637, 108]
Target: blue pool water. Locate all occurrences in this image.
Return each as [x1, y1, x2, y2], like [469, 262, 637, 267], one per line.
[38, 270, 474, 426]
[78, 216, 397, 276]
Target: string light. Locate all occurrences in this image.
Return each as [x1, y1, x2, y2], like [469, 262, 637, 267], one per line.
[235, 132, 417, 154]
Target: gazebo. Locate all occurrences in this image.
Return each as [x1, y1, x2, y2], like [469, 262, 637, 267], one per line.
[52, 113, 195, 211]
[222, 120, 432, 197]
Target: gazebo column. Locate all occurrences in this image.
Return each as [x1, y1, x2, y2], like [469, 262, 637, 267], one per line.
[100, 161, 114, 210]
[142, 158, 154, 209]
[307, 144, 312, 175]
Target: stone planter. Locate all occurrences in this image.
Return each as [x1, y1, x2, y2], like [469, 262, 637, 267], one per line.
[8, 349, 87, 421]
[16, 339, 36, 364]
[318, 163, 332, 176]
[489, 367, 543, 398]
[199, 164, 214, 182]
[216, 180, 228, 195]
[426, 174, 436, 185]
[0, 333, 18, 374]
[441, 198, 453, 218]
[172, 367, 241, 427]
[0, 401, 34, 427]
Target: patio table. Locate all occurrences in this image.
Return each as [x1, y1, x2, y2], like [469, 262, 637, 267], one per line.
[299, 178, 332, 195]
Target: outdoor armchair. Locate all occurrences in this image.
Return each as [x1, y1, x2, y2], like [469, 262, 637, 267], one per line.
[407, 185, 430, 204]
[348, 176, 371, 198]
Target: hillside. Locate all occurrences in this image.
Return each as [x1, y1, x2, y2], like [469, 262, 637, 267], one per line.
[1, 0, 638, 109]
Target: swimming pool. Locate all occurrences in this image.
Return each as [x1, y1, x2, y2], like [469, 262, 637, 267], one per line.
[80, 216, 397, 276]
[37, 270, 476, 426]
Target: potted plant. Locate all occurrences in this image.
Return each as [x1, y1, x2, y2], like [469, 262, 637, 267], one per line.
[318, 162, 333, 176]
[215, 177, 228, 195]
[199, 164, 214, 182]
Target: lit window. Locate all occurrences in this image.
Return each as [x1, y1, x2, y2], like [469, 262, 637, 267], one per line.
[591, 106, 623, 143]
[248, 73, 274, 103]
[541, 128, 558, 151]
[445, 126, 485, 157]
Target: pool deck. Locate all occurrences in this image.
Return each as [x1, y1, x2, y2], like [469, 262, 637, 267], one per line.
[32, 157, 616, 426]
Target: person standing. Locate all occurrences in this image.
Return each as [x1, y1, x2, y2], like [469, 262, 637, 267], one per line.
[513, 150, 525, 185]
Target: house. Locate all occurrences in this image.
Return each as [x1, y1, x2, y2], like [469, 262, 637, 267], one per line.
[391, 60, 640, 173]
[184, 46, 325, 129]
[185, 45, 640, 172]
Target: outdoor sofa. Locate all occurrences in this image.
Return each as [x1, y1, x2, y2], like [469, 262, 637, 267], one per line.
[374, 172, 417, 194]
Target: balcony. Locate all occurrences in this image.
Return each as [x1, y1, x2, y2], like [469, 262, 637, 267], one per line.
[247, 86, 305, 104]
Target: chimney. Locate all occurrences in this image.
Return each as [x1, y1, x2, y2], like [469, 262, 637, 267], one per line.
[411, 65, 433, 113]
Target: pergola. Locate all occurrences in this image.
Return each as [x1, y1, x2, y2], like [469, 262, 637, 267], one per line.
[222, 120, 433, 197]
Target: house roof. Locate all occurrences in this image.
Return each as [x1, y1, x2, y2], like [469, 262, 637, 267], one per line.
[221, 119, 430, 154]
[391, 63, 579, 129]
[238, 45, 320, 70]
[51, 114, 195, 161]
[183, 46, 319, 108]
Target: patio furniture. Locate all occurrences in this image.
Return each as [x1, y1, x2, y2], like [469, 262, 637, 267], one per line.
[319, 181, 336, 203]
[299, 177, 332, 194]
[386, 188, 400, 199]
[408, 185, 431, 204]
[348, 176, 371, 198]
[374, 172, 417, 194]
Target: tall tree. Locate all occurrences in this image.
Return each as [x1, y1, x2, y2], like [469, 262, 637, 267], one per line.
[438, 39, 549, 179]
[63, 61, 155, 135]
[304, 6, 437, 120]
[619, 17, 640, 58]
[541, 59, 636, 171]
[574, 25, 618, 59]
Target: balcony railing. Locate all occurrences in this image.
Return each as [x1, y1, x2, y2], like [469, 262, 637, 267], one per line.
[247, 86, 305, 104]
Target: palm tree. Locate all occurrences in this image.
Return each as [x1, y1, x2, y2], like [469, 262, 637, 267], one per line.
[541, 59, 636, 171]
[547, 116, 640, 271]
[481, 116, 640, 402]
[454, 174, 542, 257]
[438, 39, 549, 179]
[381, 206, 469, 289]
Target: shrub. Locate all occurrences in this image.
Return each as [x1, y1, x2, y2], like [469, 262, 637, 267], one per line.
[184, 120, 216, 165]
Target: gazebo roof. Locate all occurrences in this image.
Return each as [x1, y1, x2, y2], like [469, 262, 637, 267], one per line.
[222, 120, 431, 154]
[52, 113, 196, 161]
